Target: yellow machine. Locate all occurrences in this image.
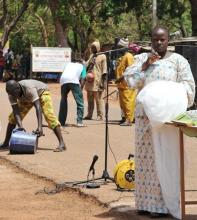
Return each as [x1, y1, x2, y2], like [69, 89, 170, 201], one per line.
[114, 154, 135, 190]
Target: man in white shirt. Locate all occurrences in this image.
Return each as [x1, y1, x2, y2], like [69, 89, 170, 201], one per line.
[59, 60, 86, 127]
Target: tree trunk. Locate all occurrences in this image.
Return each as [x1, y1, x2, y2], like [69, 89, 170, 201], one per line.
[190, 0, 197, 36]
[135, 12, 143, 40]
[34, 13, 49, 47]
[48, 0, 68, 47]
[152, 0, 157, 28]
[73, 30, 78, 52]
[79, 32, 88, 53]
[1, 0, 30, 48]
[179, 18, 187, 37]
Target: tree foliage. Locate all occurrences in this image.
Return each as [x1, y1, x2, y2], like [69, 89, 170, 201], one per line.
[0, 0, 196, 55]
[190, 0, 197, 35]
[0, 0, 31, 48]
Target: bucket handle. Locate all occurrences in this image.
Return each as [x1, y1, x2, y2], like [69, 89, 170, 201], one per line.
[13, 127, 26, 133]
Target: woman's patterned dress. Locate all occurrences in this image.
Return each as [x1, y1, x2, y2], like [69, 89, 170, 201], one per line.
[124, 52, 195, 213]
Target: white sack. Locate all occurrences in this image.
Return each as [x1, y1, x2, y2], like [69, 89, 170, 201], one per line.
[137, 80, 188, 128]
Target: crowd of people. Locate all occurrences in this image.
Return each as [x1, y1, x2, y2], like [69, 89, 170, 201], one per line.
[0, 40, 140, 129]
[58, 38, 139, 127]
[0, 48, 31, 81]
[0, 26, 196, 219]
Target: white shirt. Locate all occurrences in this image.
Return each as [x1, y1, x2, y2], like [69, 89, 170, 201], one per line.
[60, 62, 84, 85]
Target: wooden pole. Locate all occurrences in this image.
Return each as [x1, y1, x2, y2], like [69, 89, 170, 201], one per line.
[179, 128, 185, 219]
[30, 44, 33, 79]
[152, 0, 157, 28]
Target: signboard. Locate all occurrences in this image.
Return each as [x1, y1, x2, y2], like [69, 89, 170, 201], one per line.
[32, 47, 71, 72]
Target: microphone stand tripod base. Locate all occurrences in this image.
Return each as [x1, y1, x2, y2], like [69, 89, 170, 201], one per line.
[86, 182, 100, 189]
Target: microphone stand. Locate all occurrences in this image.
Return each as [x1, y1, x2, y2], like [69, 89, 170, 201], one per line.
[101, 50, 113, 181]
[94, 48, 127, 182]
[69, 48, 125, 187]
[85, 49, 119, 183]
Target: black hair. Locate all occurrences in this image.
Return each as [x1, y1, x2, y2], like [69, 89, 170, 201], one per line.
[6, 79, 19, 93]
[114, 37, 120, 48]
[150, 26, 169, 37]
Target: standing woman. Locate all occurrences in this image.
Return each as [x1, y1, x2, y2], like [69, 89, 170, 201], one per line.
[84, 41, 107, 120]
[124, 26, 195, 218]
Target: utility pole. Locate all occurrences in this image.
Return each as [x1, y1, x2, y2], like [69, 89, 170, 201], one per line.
[152, 0, 157, 28]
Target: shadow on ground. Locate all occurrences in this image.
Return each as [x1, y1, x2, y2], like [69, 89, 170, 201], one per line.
[95, 205, 197, 220]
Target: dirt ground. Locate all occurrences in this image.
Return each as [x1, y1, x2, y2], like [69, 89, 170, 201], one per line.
[0, 158, 136, 220]
[0, 82, 197, 220]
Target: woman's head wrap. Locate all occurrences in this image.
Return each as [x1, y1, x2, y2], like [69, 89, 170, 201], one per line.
[128, 43, 141, 54]
[117, 38, 129, 48]
[91, 41, 100, 52]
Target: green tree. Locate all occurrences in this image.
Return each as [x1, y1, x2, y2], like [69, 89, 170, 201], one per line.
[189, 0, 197, 35]
[0, 0, 30, 48]
[98, 0, 153, 41]
[157, 0, 191, 37]
[9, 0, 194, 56]
[10, 2, 56, 52]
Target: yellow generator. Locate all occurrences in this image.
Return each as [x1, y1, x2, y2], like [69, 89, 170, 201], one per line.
[114, 154, 135, 190]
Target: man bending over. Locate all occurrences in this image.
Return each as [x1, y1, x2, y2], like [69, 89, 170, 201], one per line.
[0, 79, 66, 152]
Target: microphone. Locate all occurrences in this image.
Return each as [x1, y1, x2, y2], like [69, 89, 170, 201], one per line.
[89, 155, 99, 172]
[96, 47, 129, 56]
[96, 44, 141, 56]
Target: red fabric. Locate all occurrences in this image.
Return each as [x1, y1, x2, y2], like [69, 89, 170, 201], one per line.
[0, 57, 5, 67]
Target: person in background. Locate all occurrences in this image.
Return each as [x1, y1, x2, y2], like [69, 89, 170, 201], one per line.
[0, 50, 5, 80]
[84, 41, 107, 120]
[20, 50, 30, 79]
[109, 37, 121, 82]
[123, 26, 195, 218]
[0, 79, 66, 152]
[12, 55, 19, 80]
[16, 52, 23, 80]
[58, 59, 86, 127]
[115, 38, 137, 126]
[2, 69, 14, 82]
[4, 49, 14, 71]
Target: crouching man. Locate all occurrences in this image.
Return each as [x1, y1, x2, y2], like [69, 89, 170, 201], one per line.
[0, 79, 66, 152]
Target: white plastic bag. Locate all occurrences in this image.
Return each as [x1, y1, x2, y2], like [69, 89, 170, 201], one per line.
[137, 80, 188, 128]
[124, 69, 145, 89]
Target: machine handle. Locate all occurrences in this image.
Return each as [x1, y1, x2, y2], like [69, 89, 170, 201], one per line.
[128, 154, 134, 160]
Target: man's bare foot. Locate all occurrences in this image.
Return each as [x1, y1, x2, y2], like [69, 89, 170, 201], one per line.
[53, 142, 66, 152]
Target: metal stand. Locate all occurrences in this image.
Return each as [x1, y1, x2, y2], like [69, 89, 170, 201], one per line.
[71, 48, 129, 187]
[89, 50, 115, 183]
[101, 51, 114, 181]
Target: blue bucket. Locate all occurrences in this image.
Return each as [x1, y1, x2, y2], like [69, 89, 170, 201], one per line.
[9, 128, 38, 154]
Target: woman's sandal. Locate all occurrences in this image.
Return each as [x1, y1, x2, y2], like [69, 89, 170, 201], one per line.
[137, 210, 150, 215]
[150, 212, 168, 218]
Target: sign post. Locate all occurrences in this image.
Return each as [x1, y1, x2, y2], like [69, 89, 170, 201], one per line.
[31, 47, 71, 76]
